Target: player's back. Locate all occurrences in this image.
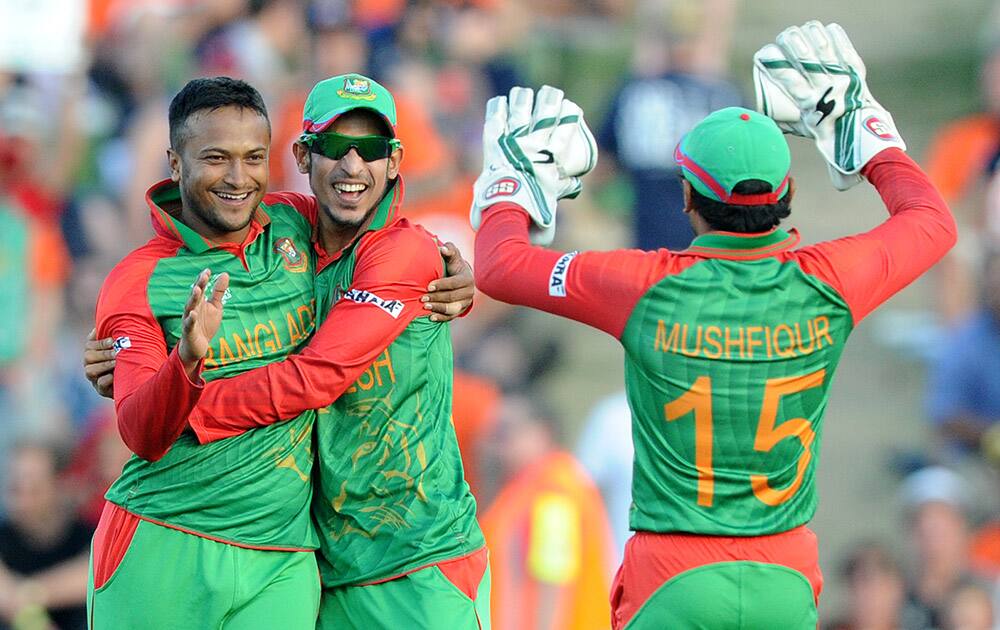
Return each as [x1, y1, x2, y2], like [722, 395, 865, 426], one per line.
[620, 231, 853, 536]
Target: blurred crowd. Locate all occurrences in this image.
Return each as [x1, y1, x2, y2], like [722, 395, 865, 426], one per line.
[1, 0, 1000, 628]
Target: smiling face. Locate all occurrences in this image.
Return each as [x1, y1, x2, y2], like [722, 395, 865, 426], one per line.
[168, 105, 270, 241]
[294, 109, 402, 241]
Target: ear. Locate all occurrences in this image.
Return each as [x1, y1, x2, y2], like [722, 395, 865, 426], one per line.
[386, 143, 404, 180]
[785, 176, 796, 204]
[292, 142, 311, 174]
[167, 148, 181, 182]
[681, 178, 693, 214]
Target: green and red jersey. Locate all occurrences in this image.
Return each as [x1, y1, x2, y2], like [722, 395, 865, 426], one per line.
[94, 181, 319, 550]
[131, 180, 484, 586]
[474, 149, 956, 537]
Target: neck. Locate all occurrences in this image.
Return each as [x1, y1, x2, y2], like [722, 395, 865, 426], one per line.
[317, 210, 375, 254]
[176, 202, 253, 246]
[687, 209, 712, 236]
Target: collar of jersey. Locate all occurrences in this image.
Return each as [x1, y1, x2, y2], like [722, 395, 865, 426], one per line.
[145, 179, 271, 253]
[685, 228, 800, 259]
[316, 176, 405, 268]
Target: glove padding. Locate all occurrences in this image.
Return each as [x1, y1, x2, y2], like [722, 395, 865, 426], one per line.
[470, 85, 597, 245]
[753, 21, 905, 191]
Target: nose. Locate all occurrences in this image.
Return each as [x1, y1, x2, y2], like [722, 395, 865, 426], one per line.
[338, 147, 365, 175]
[223, 159, 250, 188]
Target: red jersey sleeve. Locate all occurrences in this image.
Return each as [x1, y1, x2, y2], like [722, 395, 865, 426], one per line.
[94, 250, 205, 461]
[791, 149, 957, 325]
[474, 203, 679, 338]
[187, 222, 443, 442]
[265, 191, 318, 227]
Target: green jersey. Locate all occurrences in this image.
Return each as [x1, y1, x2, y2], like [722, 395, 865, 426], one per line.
[95, 181, 320, 550]
[474, 151, 956, 536]
[182, 182, 484, 583]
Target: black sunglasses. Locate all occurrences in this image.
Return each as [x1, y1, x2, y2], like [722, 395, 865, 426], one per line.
[304, 132, 400, 161]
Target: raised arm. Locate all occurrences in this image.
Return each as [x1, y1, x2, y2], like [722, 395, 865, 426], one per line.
[95, 260, 228, 461]
[474, 202, 672, 338]
[186, 224, 442, 442]
[792, 149, 957, 324]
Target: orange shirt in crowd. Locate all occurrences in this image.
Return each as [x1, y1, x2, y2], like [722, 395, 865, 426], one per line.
[481, 451, 614, 630]
[450, 371, 501, 498]
[924, 114, 1000, 205]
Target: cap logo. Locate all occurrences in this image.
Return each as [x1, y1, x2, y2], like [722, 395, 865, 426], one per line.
[485, 177, 520, 199]
[337, 77, 377, 101]
[863, 116, 897, 141]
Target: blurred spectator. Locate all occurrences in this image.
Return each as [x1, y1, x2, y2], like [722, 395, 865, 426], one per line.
[575, 391, 632, 566]
[825, 541, 909, 630]
[197, 0, 307, 106]
[925, 38, 1000, 324]
[0, 78, 75, 469]
[942, 583, 995, 630]
[63, 411, 130, 529]
[450, 371, 502, 500]
[480, 395, 614, 630]
[0, 441, 91, 630]
[898, 466, 992, 629]
[597, 0, 741, 250]
[926, 249, 1000, 457]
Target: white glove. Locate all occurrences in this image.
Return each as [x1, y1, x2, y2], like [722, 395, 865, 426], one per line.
[470, 85, 597, 245]
[753, 21, 905, 191]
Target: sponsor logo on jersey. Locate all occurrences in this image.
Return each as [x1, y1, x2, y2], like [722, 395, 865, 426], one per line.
[112, 336, 131, 354]
[275, 237, 309, 273]
[548, 250, 578, 297]
[485, 177, 520, 199]
[863, 115, 897, 141]
[337, 77, 377, 101]
[342, 288, 404, 319]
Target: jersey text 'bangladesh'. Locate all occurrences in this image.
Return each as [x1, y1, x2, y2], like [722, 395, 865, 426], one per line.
[96, 181, 320, 550]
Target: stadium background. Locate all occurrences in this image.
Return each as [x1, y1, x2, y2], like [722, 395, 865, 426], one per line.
[0, 0, 997, 627]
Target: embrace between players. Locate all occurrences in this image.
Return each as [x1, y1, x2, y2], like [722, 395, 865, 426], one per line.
[84, 22, 955, 630]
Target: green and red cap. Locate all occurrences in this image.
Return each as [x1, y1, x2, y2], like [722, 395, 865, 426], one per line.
[301, 73, 397, 137]
[674, 107, 791, 206]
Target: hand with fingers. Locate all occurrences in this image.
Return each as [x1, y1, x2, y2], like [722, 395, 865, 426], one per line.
[177, 269, 230, 374]
[470, 85, 598, 245]
[753, 21, 906, 191]
[84, 328, 117, 398]
[422, 242, 475, 322]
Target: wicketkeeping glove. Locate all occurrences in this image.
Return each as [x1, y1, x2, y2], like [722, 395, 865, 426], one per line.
[753, 21, 905, 191]
[470, 85, 598, 245]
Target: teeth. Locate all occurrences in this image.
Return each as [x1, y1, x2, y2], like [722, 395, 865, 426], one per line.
[216, 191, 250, 200]
[334, 183, 366, 193]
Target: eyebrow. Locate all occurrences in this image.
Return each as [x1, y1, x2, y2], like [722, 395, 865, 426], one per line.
[198, 145, 268, 156]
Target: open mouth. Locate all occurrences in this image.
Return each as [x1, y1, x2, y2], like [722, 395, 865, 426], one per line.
[333, 182, 368, 204]
[213, 190, 253, 205]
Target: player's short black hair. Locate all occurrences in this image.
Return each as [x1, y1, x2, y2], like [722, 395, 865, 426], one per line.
[168, 77, 270, 150]
[687, 178, 792, 233]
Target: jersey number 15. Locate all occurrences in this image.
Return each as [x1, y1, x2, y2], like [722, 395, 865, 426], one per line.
[665, 369, 826, 508]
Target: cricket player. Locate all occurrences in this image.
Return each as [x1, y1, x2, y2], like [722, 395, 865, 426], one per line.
[89, 74, 488, 629]
[469, 23, 956, 628]
[88, 76, 473, 629]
